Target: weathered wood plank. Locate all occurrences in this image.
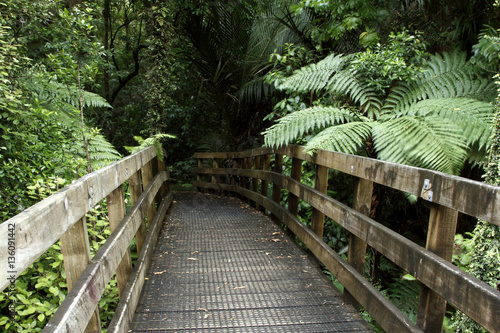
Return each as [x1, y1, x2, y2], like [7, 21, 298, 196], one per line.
[280, 145, 500, 226]
[60, 217, 101, 333]
[288, 158, 302, 218]
[345, 177, 372, 308]
[311, 164, 329, 238]
[129, 171, 146, 255]
[107, 185, 133, 297]
[417, 204, 458, 332]
[0, 147, 157, 292]
[107, 191, 173, 333]
[42, 171, 168, 333]
[141, 161, 156, 229]
[196, 145, 500, 225]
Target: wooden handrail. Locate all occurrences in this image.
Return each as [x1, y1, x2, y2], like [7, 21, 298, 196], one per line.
[194, 145, 500, 226]
[194, 145, 500, 333]
[0, 146, 172, 332]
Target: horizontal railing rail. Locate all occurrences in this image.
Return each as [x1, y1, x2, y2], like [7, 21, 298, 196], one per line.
[194, 145, 500, 333]
[0, 146, 172, 332]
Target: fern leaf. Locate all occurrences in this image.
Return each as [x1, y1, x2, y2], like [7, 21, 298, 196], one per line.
[373, 115, 469, 175]
[25, 78, 111, 109]
[278, 54, 347, 92]
[262, 106, 358, 148]
[304, 121, 373, 155]
[383, 50, 496, 114]
[402, 98, 495, 151]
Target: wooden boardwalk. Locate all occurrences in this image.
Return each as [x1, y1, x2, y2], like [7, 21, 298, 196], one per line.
[130, 192, 372, 332]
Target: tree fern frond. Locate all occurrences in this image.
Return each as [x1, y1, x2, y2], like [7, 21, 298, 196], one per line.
[25, 78, 111, 109]
[383, 50, 495, 114]
[328, 68, 383, 117]
[304, 121, 373, 155]
[373, 116, 469, 175]
[402, 98, 495, 151]
[278, 54, 348, 92]
[262, 106, 358, 148]
[124, 134, 176, 161]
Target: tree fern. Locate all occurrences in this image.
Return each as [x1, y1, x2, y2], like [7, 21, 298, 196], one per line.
[24, 77, 111, 109]
[263, 47, 496, 175]
[71, 131, 122, 170]
[262, 106, 360, 148]
[124, 134, 176, 161]
[373, 116, 469, 175]
[278, 54, 347, 92]
[278, 53, 382, 117]
[400, 98, 495, 151]
[383, 50, 496, 113]
[304, 121, 373, 155]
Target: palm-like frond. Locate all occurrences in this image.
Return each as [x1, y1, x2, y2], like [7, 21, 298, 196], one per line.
[401, 98, 495, 151]
[373, 116, 469, 174]
[278, 54, 382, 117]
[262, 106, 358, 148]
[383, 50, 496, 113]
[71, 132, 122, 170]
[304, 121, 373, 154]
[278, 54, 347, 92]
[24, 78, 111, 109]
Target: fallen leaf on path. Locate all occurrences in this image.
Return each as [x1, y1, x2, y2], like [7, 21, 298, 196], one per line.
[154, 270, 166, 275]
[187, 258, 199, 261]
[233, 286, 246, 290]
[198, 308, 208, 312]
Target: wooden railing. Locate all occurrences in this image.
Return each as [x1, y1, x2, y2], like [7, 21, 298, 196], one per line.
[0, 146, 173, 332]
[194, 145, 500, 333]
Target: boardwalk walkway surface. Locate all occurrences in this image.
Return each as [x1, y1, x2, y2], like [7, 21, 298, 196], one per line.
[130, 192, 373, 332]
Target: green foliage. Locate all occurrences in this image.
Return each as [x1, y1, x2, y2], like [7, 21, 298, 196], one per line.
[290, 0, 390, 47]
[124, 134, 176, 162]
[352, 30, 427, 93]
[263, 44, 496, 175]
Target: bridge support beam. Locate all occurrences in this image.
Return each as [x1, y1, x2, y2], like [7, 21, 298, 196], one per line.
[344, 177, 373, 308]
[311, 165, 329, 238]
[271, 153, 283, 221]
[107, 185, 133, 297]
[60, 217, 101, 333]
[417, 203, 458, 332]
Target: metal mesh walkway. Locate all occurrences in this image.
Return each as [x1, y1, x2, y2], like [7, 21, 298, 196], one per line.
[130, 192, 373, 332]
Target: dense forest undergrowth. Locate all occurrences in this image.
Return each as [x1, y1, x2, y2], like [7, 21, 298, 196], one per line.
[1, 0, 499, 331]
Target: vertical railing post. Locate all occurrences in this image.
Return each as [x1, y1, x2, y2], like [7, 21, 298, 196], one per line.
[272, 153, 283, 220]
[252, 156, 261, 209]
[260, 154, 271, 213]
[157, 153, 169, 198]
[417, 203, 458, 332]
[344, 177, 373, 307]
[212, 159, 218, 184]
[60, 217, 101, 332]
[129, 171, 145, 255]
[141, 161, 156, 229]
[288, 158, 302, 217]
[107, 184, 133, 297]
[311, 164, 329, 238]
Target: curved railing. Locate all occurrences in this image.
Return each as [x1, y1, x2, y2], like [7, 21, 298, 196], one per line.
[194, 145, 500, 333]
[0, 146, 173, 332]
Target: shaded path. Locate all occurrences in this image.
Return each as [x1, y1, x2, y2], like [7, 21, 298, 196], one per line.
[130, 192, 372, 332]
